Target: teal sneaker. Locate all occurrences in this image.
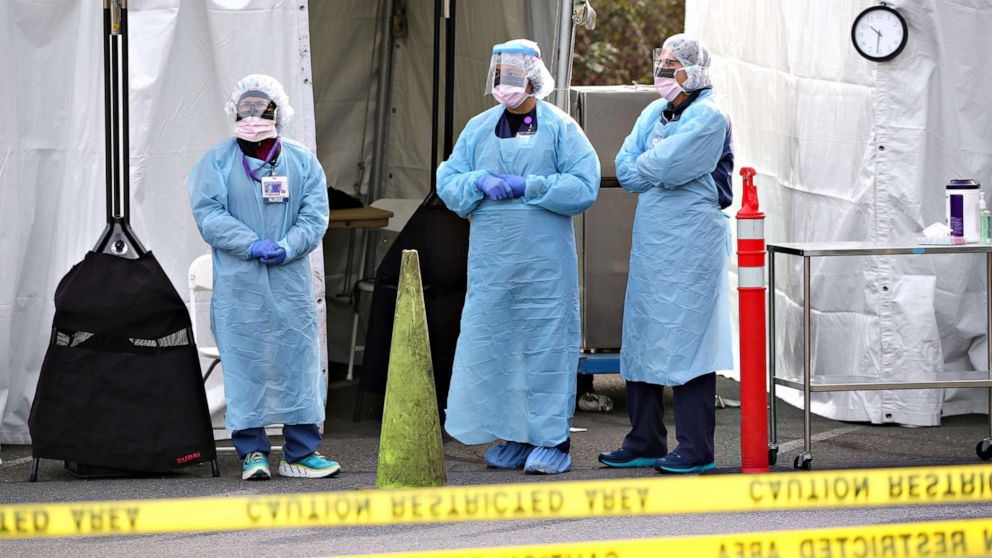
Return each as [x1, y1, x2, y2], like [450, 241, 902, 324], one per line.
[242, 451, 271, 480]
[654, 452, 716, 474]
[598, 447, 664, 468]
[279, 452, 341, 478]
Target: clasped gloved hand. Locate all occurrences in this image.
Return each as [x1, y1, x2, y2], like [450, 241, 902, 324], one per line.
[261, 246, 287, 265]
[494, 173, 527, 198]
[475, 174, 512, 201]
[250, 239, 279, 259]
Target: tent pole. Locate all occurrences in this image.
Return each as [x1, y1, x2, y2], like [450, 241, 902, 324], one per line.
[429, 0, 442, 195]
[367, 0, 395, 206]
[552, 0, 575, 114]
[442, 0, 456, 160]
[361, 0, 397, 281]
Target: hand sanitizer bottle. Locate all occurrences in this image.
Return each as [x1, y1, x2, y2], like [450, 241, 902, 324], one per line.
[981, 192, 991, 244]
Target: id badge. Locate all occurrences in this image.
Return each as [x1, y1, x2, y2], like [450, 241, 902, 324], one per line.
[513, 133, 536, 148]
[261, 176, 289, 204]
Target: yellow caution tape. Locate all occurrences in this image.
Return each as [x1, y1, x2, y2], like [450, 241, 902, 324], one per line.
[329, 518, 992, 558]
[2, 464, 991, 539]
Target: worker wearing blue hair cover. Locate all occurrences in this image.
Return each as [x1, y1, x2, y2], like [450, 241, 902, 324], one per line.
[438, 39, 601, 475]
[188, 74, 340, 481]
[599, 34, 734, 474]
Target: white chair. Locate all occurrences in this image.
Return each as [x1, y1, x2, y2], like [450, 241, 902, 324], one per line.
[347, 198, 422, 381]
[188, 254, 282, 452]
[188, 255, 222, 382]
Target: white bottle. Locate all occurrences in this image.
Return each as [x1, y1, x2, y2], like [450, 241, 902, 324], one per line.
[980, 192, 991, 244]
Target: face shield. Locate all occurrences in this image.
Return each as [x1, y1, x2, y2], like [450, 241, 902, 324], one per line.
[483, 40, 555, 99]
[236, 92, 277, 121]
[653, 48, 680, 80]
[485, 52, 532, 96]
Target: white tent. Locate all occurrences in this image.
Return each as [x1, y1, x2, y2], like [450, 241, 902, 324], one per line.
[0, 0, 557, 445]
[687, 0, 991, 425]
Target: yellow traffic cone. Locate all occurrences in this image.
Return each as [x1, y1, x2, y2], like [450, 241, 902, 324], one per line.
[375, 250, 447, 488]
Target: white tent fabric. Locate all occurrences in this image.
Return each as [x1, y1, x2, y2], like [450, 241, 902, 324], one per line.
[0, 0, 322, 444]
[687, 0, 991, 425]
[0, 0, 559, 446]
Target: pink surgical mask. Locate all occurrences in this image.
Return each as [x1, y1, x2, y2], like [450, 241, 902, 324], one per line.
[235, 116, 277, 142]
[492, 85, 529, 109]
[654, 76, 683, 102]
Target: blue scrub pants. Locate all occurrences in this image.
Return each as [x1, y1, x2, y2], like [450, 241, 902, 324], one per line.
[622, 373, 715, 464]
[232, 424, 321, 463]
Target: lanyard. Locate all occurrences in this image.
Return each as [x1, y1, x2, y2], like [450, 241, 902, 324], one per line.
[241, 138, 282, 183]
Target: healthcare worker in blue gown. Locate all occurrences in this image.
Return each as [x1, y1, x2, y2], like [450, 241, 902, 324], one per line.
[188, 75, 341, 481]
[437, 40, 600, 475]
[599, 35, 734, 474]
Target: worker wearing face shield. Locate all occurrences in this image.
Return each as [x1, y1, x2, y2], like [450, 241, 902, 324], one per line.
[436, 40, 601, 475]
[187, 74, 340, 481]
[600, 34, 735, 474]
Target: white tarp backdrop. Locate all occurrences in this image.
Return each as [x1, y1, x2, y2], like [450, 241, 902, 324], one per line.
[687, 0, 991, 425]
[0, 0, 320, 445]
[0, 0, 557, 446]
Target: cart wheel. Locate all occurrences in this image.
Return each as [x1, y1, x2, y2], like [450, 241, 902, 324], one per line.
[768, 446, 779, 467]
[793, 453, 812, 471]
[29, 458, 39, 482]
[977, 439, 992, 460]
[211, 459, 221, 478]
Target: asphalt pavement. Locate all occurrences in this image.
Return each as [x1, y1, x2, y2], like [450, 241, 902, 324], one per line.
[2, 372, 990, 557]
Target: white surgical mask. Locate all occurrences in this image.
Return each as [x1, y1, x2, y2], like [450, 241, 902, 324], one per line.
[235, 117, 277, 142]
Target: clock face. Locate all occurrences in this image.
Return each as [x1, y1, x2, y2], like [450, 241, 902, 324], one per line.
[852, 6, 907, 61]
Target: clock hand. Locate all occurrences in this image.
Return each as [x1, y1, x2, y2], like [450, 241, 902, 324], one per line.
[876, 32, 881, 51]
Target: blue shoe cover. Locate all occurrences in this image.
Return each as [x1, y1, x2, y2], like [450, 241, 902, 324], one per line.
[485, 441, 534, 469]
[523, 446, 572, 475]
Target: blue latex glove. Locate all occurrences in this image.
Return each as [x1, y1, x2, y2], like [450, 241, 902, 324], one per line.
[475, 174, 512, 201]
[261, 246, 287, 265]
[250, 239, 279, 259]
[495, 173, 527, 198]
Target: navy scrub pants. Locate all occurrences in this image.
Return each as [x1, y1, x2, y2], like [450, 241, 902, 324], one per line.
[622, 372, 716, 464]
[232, 424, 321, 463]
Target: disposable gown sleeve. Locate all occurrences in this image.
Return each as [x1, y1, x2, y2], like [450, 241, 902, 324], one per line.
[437, 124, 488, 218]
[188, 152, 259, 259]
[615, 106, 657, 194]
[277, 152, 330, 264]
[635, 108, 726, 189]
[522, 117, 601, 216]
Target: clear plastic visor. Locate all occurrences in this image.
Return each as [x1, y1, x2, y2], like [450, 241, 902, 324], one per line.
[653, 48, 680, 79]
[237, 96, 275, 119]
[484, 54, 530, 95]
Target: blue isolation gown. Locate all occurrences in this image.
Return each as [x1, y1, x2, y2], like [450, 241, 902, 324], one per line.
[438, 101, 600, 447]
[188, 137, 329, 431]
[615, 89, 734, 386]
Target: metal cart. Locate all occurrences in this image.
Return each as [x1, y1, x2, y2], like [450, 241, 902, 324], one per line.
[767, 241, 992, 470]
